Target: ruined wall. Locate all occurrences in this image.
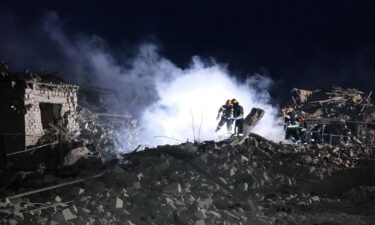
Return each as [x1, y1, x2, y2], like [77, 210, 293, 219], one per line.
[0, 81, 26, 164]
[24, 82, 79, 146]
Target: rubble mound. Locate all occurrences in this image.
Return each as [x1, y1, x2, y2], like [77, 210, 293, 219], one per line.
[74, 106, 141, 159]
[291, 87, 373, 121]
[1, 134, 375, 225]
[289, 87, 375, 155]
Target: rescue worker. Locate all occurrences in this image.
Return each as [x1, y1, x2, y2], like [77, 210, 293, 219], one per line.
[297, 114, 310, 144]
[231, 98, 244, 135]
[283, 107, 300, 141]
[340, 120, 352, 146]
[215, 99, 234, 132]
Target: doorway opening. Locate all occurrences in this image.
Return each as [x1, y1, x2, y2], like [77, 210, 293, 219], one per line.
[39, 103, 62, 129]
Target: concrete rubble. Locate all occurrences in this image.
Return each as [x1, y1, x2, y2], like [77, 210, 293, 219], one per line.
[0, 61, 141, 172]
[1, 63, 375, 224]
[1, 133, 375, 225]
[73, 106, 141, 159]
[287, 87, 375, 155]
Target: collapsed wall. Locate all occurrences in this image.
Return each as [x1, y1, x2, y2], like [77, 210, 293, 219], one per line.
[23, 81, 79, 146]
[0, 62, 82, 172]
[0, 62, 79, 148]
[0, 61, 142, 172]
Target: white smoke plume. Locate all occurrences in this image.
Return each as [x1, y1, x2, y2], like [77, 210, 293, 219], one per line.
[42, 12, 284, 150]
[141, 59, 285, 146]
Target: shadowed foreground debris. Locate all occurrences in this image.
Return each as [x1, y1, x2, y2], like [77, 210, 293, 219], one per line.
[1, 134, 375, 225]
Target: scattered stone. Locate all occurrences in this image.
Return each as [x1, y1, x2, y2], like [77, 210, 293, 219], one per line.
[198, 198, 213, 209]
[53, 208, 76, 222]
[207, 210, 222, 219]
[133, 181, 142, 190]
[219, 177, 227, 185]
[123, 220, 136, 225]
[63, 147, 91, 166]
[311, 196, 320, 202]
[14, 212, 24, 221]
[194, 209, 207, 219]
[229, 168, 236, 176]
[235, 182, 248, 192]
[195, 219, 205, 225]
[163, 182, 181, 195]
[55, 196, 62, 202]
[240, 155, 249, 164]
[109, 197, 124, 210]
[137, 173, 144, 181]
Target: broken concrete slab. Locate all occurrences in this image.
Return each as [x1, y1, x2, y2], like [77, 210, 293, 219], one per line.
[109, 197, 124, 210]
[52, 208, 77, 222]
[195, 219, 205, 225]
[163, 182, 182, 195]
[133, 181, 142, 190]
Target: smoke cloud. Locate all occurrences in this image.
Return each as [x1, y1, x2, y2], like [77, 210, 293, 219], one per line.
[141, 60, 285, 145]
[2, 11, 285, 150]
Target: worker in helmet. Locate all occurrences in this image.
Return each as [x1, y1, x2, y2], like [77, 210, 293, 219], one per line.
[215, 99, 234, 133]
[297, 114, 310, 144]
[231, 98, 244, 135]
[283, 107, 300, 141]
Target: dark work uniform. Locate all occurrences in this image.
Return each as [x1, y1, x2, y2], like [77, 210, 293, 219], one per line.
[233, 103, 244, 134]
[216, 104, 234, 132]
[297, 118, 310, 143]
[284, 111, 300, 141]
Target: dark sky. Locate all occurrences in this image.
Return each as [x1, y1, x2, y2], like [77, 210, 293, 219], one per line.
[1, 0, 375, 102]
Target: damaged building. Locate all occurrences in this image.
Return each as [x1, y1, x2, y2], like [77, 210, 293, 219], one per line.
[286, 87, 375, 155]
[0, 62, 79, 170]
[1, 61, 375, 225]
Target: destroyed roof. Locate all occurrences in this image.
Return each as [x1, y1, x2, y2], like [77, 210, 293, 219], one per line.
[0, 61, 77, 87]
[290, 86, 374, 121]
[292, 86, 367, 106]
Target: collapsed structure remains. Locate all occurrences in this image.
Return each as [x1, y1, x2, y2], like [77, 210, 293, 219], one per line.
[0, 62, 80, 170]
[0, 62, 375, 225]
[286, 87, 375, 156]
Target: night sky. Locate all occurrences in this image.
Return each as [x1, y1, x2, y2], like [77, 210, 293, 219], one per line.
[1, 0, 375, 102]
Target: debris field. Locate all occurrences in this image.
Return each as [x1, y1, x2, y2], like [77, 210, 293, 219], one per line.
[1, 133, 375, 225]
[1, 63, 375, 225]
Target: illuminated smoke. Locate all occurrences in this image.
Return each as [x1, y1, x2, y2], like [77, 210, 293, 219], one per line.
[9, 11, 285, 150]
[42, 12, 284, 149]
[141, 57, 285, 146]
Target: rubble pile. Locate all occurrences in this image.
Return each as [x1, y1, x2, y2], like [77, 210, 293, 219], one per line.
[76, 108, 140, 155]
[73, 107, 141, 159]
[0, 61, 139, 164]
[1, 70, 375, 225]
[289, 87, 375, 154]
[1, 133, 375, 225]
[291, 87, 373, 121]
